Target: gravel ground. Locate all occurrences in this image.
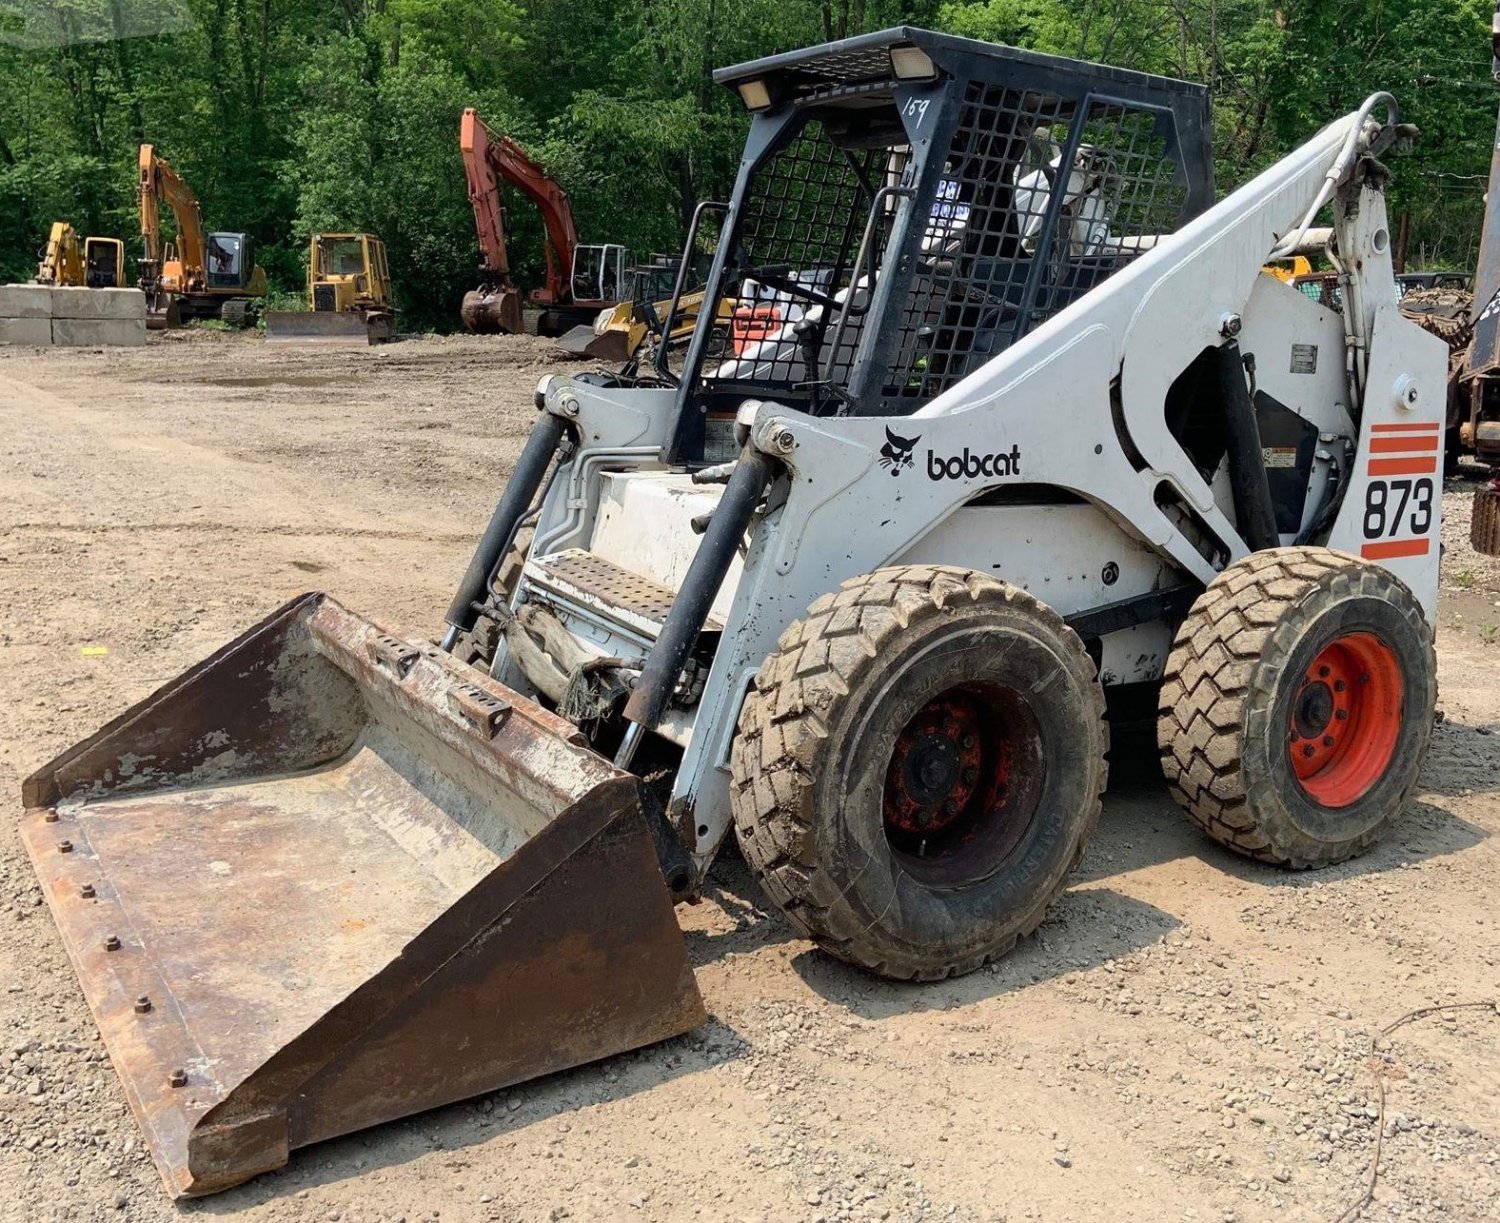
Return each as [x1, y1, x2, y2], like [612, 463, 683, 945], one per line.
[0, 332, 1495, 1223]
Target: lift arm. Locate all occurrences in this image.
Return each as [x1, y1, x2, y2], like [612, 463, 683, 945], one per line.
[139, 144, 207, 287]
[459, 110, 579, 305]
[35, 222, 82, 285]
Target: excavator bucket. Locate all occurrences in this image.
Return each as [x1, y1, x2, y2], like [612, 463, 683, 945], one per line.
[461, 286, 523, 335]
[144, 292, 179, 331]
[19, 594, 705, 1199]
[264, 311, 387, 346]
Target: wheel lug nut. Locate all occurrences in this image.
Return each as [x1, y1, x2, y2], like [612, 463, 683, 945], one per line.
[1334, 680, 1346, 693]
[1302, 744, 1316, 758]
[1335, 709, 1348, 721]
[1323, 736, 1335, 747]
[1318, 665, 1331, 678]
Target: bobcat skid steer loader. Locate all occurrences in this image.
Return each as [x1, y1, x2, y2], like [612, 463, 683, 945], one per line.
[21, 28, 1446, 1198]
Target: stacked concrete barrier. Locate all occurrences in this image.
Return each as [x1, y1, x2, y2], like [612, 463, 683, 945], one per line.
[0, 285, 147, 347]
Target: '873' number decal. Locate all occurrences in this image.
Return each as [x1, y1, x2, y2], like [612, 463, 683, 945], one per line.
[1357, 422, 1440, 561]
[1363, 477, 1434, 540]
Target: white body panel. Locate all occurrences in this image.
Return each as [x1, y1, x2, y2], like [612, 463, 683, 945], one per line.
[498, 104, 1447, 868]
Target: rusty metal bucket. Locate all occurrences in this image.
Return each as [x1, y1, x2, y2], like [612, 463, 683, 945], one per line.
[19, 594, 705, 1198]
[461, 286, 523, 335]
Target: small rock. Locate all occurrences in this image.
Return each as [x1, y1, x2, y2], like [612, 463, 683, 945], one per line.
[1054, 1156, 1072, 1169]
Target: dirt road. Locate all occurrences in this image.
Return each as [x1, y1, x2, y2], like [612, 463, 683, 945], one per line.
[1, 333, 1496, 1222]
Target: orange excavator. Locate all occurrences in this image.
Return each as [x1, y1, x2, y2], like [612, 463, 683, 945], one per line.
[459, 109, 626, 337]
[138, 144, 267, 329]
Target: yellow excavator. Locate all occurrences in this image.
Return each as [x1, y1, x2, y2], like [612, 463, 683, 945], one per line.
[34, 222, 125, 288]
[139, 144, 267, 328]
[265, 233, 395, 345]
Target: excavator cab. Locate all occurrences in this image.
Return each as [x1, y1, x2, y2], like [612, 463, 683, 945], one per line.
[570, 242, 628, 307]
[84, 238, 125, 288]
[205, 232, 253, 291]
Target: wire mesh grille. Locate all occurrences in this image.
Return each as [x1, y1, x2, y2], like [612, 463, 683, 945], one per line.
[881, 87, 1187, 406]
[1032, 102, 1186, 320]
[706, 121, 889, 393]
[882, 83, 1072, 405]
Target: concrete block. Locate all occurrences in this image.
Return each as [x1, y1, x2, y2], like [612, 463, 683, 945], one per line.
[0, 317, 54, 346]
[50, 286, 147, 321]
[51, 317, 147, 348]
[0, 283, 56, 319]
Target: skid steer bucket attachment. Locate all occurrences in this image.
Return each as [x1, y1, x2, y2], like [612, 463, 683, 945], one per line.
[19, 594, 705, 1198]
[264, 310, 386, 346]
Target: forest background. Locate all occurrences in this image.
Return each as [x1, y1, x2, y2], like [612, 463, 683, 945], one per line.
[0, 0, 1493, 327]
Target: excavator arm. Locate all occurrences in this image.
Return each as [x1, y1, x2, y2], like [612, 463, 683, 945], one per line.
[35, 222, 82, 286]
[460, 110, 579, 308]
[139, 144, 207, 291]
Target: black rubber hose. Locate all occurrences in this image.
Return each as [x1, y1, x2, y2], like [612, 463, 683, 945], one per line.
[1218, 341, 1280, 552]
[443, 411, 567, 638]
[623, 445, 776, 730]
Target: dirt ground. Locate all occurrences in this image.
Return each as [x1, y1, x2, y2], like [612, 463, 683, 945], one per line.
[0, 331, 1496, 1223]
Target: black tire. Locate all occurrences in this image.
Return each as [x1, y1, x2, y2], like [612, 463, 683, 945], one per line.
[1158, 547, 1435, 868]
[730, 565, 1108, 981]
[1472, 485, 1500, 557]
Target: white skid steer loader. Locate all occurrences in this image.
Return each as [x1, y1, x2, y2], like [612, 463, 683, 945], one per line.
[21, 28, 1446, 1198]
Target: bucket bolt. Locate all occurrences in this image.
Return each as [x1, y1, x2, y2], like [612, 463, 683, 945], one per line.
[102, 935, 121, 952]
[57, 840, 73, 854]
[134, 996, 152, 1014]
[79, 883, 95, 899]
[168, 1069, 187, 1089]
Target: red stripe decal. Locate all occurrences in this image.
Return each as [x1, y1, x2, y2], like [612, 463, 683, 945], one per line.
[1370, 435, 1440, 453]
[1369, 457, 1438, 476]
[1370, 422, 1441, 433]
[1361, 538, 1431, 560]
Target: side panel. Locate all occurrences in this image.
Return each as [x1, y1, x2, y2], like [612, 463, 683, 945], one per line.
[1326, 307, 1447, 618]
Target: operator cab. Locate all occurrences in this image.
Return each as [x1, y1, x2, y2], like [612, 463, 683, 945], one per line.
[205, 231, 254, 290]
[657, 28, 1212, 463]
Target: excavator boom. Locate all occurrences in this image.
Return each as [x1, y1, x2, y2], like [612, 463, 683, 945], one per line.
[459, 110, 588, 333]
[139, 144, 207, 289]
[35, 222, 83, 286]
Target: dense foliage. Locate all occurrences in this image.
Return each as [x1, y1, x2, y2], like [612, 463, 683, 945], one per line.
[1, 0, 1494, 327]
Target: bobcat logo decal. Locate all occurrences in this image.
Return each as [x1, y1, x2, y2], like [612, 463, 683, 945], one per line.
[879, 426, 919, 476]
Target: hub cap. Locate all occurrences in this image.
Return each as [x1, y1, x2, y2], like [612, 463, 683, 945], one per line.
[883, 684, 1042, 881]
[1288, 632, 1402, 808]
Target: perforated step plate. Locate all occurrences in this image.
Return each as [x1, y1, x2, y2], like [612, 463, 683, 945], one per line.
[523, 549, 723, 642]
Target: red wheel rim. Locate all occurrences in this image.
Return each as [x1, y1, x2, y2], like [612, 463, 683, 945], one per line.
[1287, 632, 1402, 808]
[882, 683, 1043, 882]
